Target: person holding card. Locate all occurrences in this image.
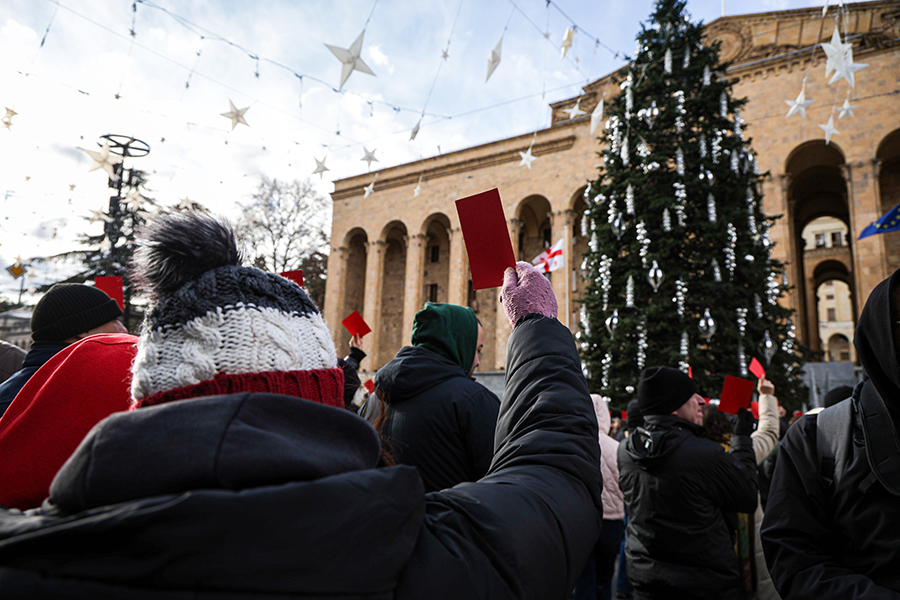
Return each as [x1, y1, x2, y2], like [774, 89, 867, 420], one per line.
[618, 366, 758, 600]
[762, 268, 900, 598]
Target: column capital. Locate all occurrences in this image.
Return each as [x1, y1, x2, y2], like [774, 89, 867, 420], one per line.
[871, 158, 883, 178]
[508, 218, 524, 233]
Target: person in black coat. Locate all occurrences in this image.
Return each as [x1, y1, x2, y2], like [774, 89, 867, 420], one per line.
[0, 215, 602, 600]
[761, 267, 900, 598]
[375, 301, 499, 492]
[618, 366, 758, 600]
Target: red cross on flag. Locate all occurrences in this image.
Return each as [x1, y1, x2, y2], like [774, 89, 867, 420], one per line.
[531, 239, 565, 273]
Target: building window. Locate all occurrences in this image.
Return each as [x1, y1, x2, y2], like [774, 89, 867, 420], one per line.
[429, 245, 440, 263]
[815, 233, 826, 248]
[426, 283, 439, 303]
[827, 308, 836, 322]
[831, 232, 843, 246]
[826, 294, 834, 300]
[840, 351, 851, 361]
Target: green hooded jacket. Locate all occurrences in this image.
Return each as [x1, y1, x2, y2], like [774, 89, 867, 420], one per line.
[410, 303, 478, 373]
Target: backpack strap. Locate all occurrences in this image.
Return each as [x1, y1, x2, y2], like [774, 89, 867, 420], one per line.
[857, 381, 900, 496]
[816, 398, 853, 492]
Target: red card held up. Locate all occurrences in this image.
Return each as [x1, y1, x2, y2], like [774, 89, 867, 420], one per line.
[749, 357, 766, 380]
[342, 310, 372, 337]
[280, 270, 304, 288]
[455, 188, 516, 290]
[363, 380, 374, 394]
[718, 375, 756, 415]
[750, 401, 760, 419]
[94, 276, 124, 311]
[621, 410, 627, 420]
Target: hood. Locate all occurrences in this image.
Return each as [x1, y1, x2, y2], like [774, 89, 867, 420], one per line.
[374, 345, 468, 403]
[592, 394, 611, 435]
[855, 269, 900, 411]
[50, 392, 382, 514]
[410, 302, 478, 373]
[623, 415, 701, 467]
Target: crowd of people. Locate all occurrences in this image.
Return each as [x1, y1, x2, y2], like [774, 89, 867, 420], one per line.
[0, 209, 896, 599]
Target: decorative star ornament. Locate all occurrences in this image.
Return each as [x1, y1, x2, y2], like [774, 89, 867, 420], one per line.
[410, 118, 421, 141]
[82, 142, 124, 180]
[590, 99, 604, 134]
[4, 108, 16, 120]
[819, 115, 840, 145]
[837, 98, 857, 119]
[177, 196, 195, 210]
[441, 49, 449, 60]
[361, 147, 378, 169]
[519, 142, 537, 170]
[123, 188, 144, 211]
[88, 209, 112, 224]
[312, 157, 329, 179]
[560, 26, 574, 59]
[221, 99, 249, 130]
[821, 27, 852, 79]
[324, 30, 376, 90]
[413, 175, 423, 198]
[68, 184, 76, 191]
[2, 119, 12, 130]
[486, 37, 502, 82]
[784, 87, 814, 118]
[563, 99, 587, 120]
[363, 179, 376, 199]
[828, 46, 867, 88]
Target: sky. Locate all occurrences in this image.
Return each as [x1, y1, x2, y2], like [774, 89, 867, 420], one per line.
[0, 0, 826, 303]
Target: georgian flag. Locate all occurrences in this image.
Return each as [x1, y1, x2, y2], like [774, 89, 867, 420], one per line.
[532, 239, 565, 273]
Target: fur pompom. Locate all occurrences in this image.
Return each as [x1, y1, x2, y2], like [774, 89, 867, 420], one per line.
[131, 211, 243, 301]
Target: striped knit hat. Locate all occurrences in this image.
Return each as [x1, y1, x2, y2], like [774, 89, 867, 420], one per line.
[128, 211, 343, 409]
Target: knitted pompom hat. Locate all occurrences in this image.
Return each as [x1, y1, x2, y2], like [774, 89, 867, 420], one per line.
[129, 211, 343, 409]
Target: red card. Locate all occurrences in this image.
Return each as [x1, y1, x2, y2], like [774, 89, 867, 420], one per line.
[342, 310, 372, 337]
[94, 276, 124, 311]
[621, 410, 627, 420]
[688, 366, 693, 378]
[455, 188, 516, 290]
[280, 270, 304, 288]
[718, 375, 756, 415]
[750, 401, 760, 419]
[749, 357, 766, 379]
[363, 380, 374, 394]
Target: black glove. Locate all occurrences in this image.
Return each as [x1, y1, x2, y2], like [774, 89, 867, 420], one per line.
[733, 407, 756, 437]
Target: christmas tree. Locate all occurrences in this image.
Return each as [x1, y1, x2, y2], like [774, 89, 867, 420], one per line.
[578, 0, 808, 409]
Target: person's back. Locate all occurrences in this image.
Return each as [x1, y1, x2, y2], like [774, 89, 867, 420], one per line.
[761, 267, 900, 597]
[0, 341, 25, 385]
[618, 367, 758, 600]
[377, 302, 499, 492]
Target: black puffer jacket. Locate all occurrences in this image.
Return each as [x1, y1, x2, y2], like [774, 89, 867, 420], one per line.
[376, 345, 500, 492]
[761, 268, 900, 599]
[618, 415, 758, 600]
[0, 314, 601, 599]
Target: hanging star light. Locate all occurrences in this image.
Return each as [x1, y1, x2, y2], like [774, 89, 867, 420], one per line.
[1, 119, 11, 130]
[312, 157, 329, 179]
[486, 37, 502, 82]
[441, 48, 449, 60]
[818, 115, 840, 145]
[178, 197, 195, 210]
[413, 175, 423, 198]
[410, 118, 421, 141]
[361, 147, 378, 169]
[325, 30, 375, 90]
[563, 99, 587, 120]
[590, 99, 604, 134]
[363, 179, 376, 199]
[784, 86, 814, 118]
[4, 108, 16, 120]
[560, 26, 574, 59]
[123, 188, 144, 211]
[837, 98, 857, 119]
[519, 140, 537, 170]
[88, 209, 112, 224]
[829, 46, 867, 88]
[82, 142, 124, 180]
[68, 184, 76, 191]
[821, 27, 853, 80]
[220, 99, 249, 130]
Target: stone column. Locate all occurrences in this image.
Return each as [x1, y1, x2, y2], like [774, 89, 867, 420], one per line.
[846, 160, 888, 302]
[804, 270, 820, 354]
[324, 245, 349, 353]
[402, 233, 427, 345]
[446, 226, 467, 306]
[363, 240, 386, 366]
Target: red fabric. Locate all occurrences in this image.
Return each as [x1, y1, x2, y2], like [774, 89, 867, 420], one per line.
[0, 334, 137, 510]
[133, 368, 345, 410]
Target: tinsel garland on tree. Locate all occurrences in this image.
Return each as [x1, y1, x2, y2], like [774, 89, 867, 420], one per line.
[578, 0, 808, 409]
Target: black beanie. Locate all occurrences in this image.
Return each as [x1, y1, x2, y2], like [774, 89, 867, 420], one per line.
[31, 284, 123, 342]
[626, 398, 644, 432]
[637, 366, 698, 416]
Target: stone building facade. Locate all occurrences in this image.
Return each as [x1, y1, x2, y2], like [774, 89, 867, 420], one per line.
[325, 1, 900, 373]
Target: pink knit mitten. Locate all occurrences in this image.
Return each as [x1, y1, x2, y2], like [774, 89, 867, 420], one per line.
[499, 261, 558, 327]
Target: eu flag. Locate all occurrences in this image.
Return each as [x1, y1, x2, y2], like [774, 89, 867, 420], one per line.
[858, 202, 900, 240]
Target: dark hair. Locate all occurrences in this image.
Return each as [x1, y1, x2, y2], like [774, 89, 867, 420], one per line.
[701, 405, 734, 446]
[372, 387, 396, 467]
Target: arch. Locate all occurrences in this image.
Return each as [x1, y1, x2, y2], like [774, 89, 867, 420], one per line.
[515, 195, 552, 262]
[815, 273, 856, 362]
[421, 213, 451, 305]
[339, 228, 369, 357]
[378, 221, 408, 364]
[876, 128, 900, 274]
[785, 140, 852, 354]
[826, 333, 852, 362]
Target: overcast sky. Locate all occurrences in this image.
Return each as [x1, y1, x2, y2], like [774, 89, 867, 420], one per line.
[0, 0, 825, 302]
